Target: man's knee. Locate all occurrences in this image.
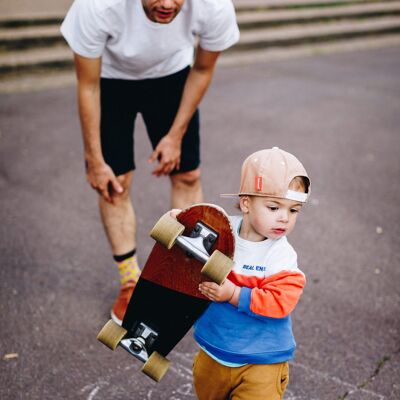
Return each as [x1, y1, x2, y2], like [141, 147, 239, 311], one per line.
[171, 169, 201, 188]
[103, 171, 133, 203]
[116, 171, 133, 189]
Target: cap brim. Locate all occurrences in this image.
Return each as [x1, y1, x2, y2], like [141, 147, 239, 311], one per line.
[220, 192, 308, 203]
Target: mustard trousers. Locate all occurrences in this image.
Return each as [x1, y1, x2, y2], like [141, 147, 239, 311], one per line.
[192, 350, 289, 400]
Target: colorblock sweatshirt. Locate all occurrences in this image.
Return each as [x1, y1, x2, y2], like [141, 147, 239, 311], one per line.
[194, 216, 306, 364]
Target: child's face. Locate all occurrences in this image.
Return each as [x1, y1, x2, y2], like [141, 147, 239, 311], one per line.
[240, 196, 303, 241]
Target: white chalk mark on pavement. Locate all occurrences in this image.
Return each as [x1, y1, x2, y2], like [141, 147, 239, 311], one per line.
[87, 386, 100, 400]
[81, 380, 110, 400]
[79, 354, 195, 400]
[169, 363, 193, 379]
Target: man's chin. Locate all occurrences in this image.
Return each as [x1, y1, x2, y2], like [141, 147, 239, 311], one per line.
[154, 17, 174, 24]
[153, 14, 176, 24]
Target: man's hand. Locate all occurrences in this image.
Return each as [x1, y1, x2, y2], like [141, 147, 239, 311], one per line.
[199, 279, 237, 303]
[148, 135, 182, 176]
[86, 161, 123, 203]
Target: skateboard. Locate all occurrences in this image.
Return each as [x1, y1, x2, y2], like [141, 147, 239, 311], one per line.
[97, 203, 235, 381]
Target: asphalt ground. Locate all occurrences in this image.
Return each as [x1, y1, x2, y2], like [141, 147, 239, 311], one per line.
[0, 46, 399, 400]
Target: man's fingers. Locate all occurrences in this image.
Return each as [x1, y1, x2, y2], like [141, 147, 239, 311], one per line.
[100, 187, 112, 203]
[163, 161, 175, 174]
[152, 161, 176, 176]
[151, 164, 163, 176]
[148, 148, 161, 163]
[111, 178, 124, 194]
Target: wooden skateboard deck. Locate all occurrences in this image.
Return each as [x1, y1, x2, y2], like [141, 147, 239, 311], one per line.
[97, 203, 235, 381]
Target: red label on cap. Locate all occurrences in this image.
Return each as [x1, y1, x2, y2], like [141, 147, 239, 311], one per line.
[255, 176, 263, 191]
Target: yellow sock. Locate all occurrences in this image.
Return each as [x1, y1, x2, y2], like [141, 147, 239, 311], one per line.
[116, 255, 141, 285]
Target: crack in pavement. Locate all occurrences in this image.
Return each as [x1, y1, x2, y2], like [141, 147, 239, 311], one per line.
[337, 348, 400, 399]
[289, 361, 384, 400]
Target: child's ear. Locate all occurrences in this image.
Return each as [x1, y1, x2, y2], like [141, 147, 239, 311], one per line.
[239, 196, 250, 213]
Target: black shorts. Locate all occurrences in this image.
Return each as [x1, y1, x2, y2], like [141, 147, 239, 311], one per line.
[100, 66, 200, 176]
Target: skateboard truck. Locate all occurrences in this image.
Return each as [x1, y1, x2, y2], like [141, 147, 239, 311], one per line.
[97, 319, 170, 382]
[151, 213, 233, 285]
[120, 322, 158, 362]
[177, 222, 218, 263]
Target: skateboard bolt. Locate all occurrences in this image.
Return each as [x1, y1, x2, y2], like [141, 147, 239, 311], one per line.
[130, 337, 145, 353]
[132, 343, 142, 352]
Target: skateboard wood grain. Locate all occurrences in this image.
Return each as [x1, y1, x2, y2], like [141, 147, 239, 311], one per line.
[140, 204, 235, 299]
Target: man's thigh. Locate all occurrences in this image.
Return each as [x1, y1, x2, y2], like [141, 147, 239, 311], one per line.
[100, 78, 138, 176]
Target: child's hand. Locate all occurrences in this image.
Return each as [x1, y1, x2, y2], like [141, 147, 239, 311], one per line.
[169, 209, 182, 219]
[199, 279, 236, 303]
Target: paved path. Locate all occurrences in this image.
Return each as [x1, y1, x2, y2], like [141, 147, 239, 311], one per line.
[0, 46, 399, 399]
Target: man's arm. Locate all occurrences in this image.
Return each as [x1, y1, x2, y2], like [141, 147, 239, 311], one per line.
[149, 47, 221, 176]
[74, 53, 123, 202]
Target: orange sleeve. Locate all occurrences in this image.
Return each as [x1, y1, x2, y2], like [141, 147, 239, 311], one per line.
[250, 271, 306, 318]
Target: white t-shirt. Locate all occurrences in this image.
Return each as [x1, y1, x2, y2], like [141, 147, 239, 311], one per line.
[60, 0, 240, 79]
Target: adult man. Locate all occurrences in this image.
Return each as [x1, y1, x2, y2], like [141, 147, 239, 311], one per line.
[61, 0, 239, 324]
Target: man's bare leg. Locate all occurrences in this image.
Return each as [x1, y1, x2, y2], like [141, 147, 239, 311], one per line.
[98, 171, 140, 324]
[99, 171, 136, 255]
[170, 168, 203, 209]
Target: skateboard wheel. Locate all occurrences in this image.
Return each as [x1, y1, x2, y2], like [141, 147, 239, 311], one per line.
[201, 250, 233, 285]
[150, 213, 185, 250]
[141, 351, 170, 382]
[97, 320, 127, 350]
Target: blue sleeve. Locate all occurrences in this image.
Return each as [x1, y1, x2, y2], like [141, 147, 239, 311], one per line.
[238, 286, 251, 313]
[238, 286, 289, 322]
